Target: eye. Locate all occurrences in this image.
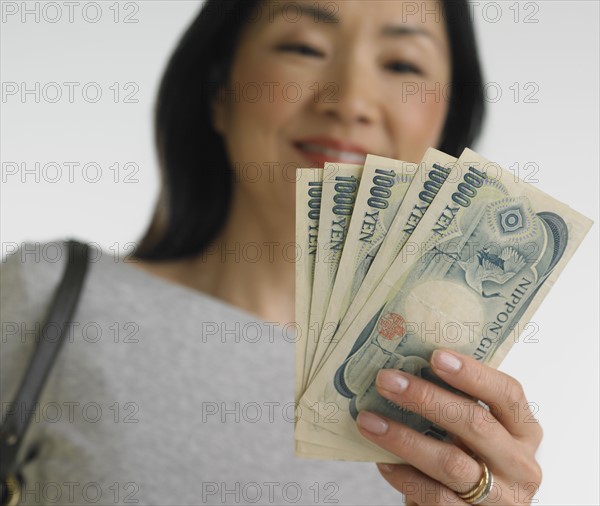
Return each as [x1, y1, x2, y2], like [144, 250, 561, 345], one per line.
[385, 61, 423, 75]
[277, 43, 325, 58]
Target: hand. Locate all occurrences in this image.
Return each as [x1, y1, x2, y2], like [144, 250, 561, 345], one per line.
[356, 349, 543, 505]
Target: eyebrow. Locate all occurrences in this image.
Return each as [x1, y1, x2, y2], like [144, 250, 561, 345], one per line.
[382, 25, 434, 40]
[381, 25, 441, 48]
[270, 3, 340, 24]
[269, 3, 440, 46]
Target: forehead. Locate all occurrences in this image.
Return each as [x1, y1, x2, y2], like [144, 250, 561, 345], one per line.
[252, 0, 445, 35]
[244, 0, 449, 57]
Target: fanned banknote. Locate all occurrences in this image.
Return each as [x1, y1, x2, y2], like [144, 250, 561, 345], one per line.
[295, 168, 323, 402]
[304, 163, 363, 387]
[310, 149, 457, 382]
[295, 148, 592, 461]
[308, 155, 418, 384]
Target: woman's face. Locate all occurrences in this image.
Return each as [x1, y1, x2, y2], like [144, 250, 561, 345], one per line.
[213, 0, 451, 211]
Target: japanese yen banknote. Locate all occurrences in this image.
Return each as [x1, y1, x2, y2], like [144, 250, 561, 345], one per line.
[295, 148, 592, 462]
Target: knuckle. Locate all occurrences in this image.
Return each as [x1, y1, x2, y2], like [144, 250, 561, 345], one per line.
[511, 452, 543, 485]
[414, 384, 437, 409]
[437, 447, 474, 483]
[470, 362, 487, 388]
[501, 376, 525, 405]
[469, 364, 490, 392]
[519, 455, 543, 487]
[392, 425, 420, 451]
[532, 460, 543, 486]
[530, 420, 544, 446]
[468, 406, 495, 437]
[520, 451, 542, 486]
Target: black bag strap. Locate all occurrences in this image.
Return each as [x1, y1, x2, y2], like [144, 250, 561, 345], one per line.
[0, 240, 90, 490]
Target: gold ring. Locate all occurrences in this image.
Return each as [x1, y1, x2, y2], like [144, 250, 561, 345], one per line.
[457, 459, 494, 504]
[3, 474, 21, 506]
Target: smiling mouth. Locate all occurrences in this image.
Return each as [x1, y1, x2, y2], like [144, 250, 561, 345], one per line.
[294, 142, 368, 165]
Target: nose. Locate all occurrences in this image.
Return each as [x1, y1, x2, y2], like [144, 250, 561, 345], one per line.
[313, 54, 381, 126]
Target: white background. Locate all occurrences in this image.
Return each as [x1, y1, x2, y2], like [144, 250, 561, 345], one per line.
[1, 1, 599, 504]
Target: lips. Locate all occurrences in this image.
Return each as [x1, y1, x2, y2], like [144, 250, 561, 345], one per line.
[293, 137, 369, 167]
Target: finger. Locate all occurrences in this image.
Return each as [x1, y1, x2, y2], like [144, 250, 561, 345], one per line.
[430, 349, 543, 443]
[357, 411, 482, 495]
[376, 463, 468, 506]
[375, 368, 514, 466]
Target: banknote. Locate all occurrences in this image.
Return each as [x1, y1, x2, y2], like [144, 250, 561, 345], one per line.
[307, 155, 417, 384]
[295, 416, 398, 461]
[295, 439, 364, 461]
[304, 163, 363, 385]
[297, 148, 593, 460]
[295, 168, 323, 402]
[310, 149, 457, 381]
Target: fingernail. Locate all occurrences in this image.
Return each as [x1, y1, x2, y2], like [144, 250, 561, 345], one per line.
[377, 369, 409, 393]
[357, 411, 389, 435]
[432, 350, 462, 373]
[378, 463, 395, 474]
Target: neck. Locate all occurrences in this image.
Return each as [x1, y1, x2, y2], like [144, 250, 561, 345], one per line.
[198, 184, 296, 323]
[136, 184, 296, 325]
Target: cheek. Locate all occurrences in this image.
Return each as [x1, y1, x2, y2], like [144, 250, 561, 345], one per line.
[221, 58, 312, 195]
[227, 60, 310, 134]
[386, 86, 449, 158]
[409, 97, 447, 142]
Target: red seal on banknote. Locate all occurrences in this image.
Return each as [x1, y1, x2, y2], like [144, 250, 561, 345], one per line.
[378, 313, 406, 341]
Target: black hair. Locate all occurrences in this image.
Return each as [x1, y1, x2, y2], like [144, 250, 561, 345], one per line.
[133, 0, 485, 261]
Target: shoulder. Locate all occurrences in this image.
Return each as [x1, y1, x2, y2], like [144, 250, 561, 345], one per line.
[0, 239, 86, 401]
[1, 239, 104, 314]
[2, 239, 65, 314]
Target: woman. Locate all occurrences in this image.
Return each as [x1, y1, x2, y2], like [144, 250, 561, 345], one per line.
[1, 1, 542, 504]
